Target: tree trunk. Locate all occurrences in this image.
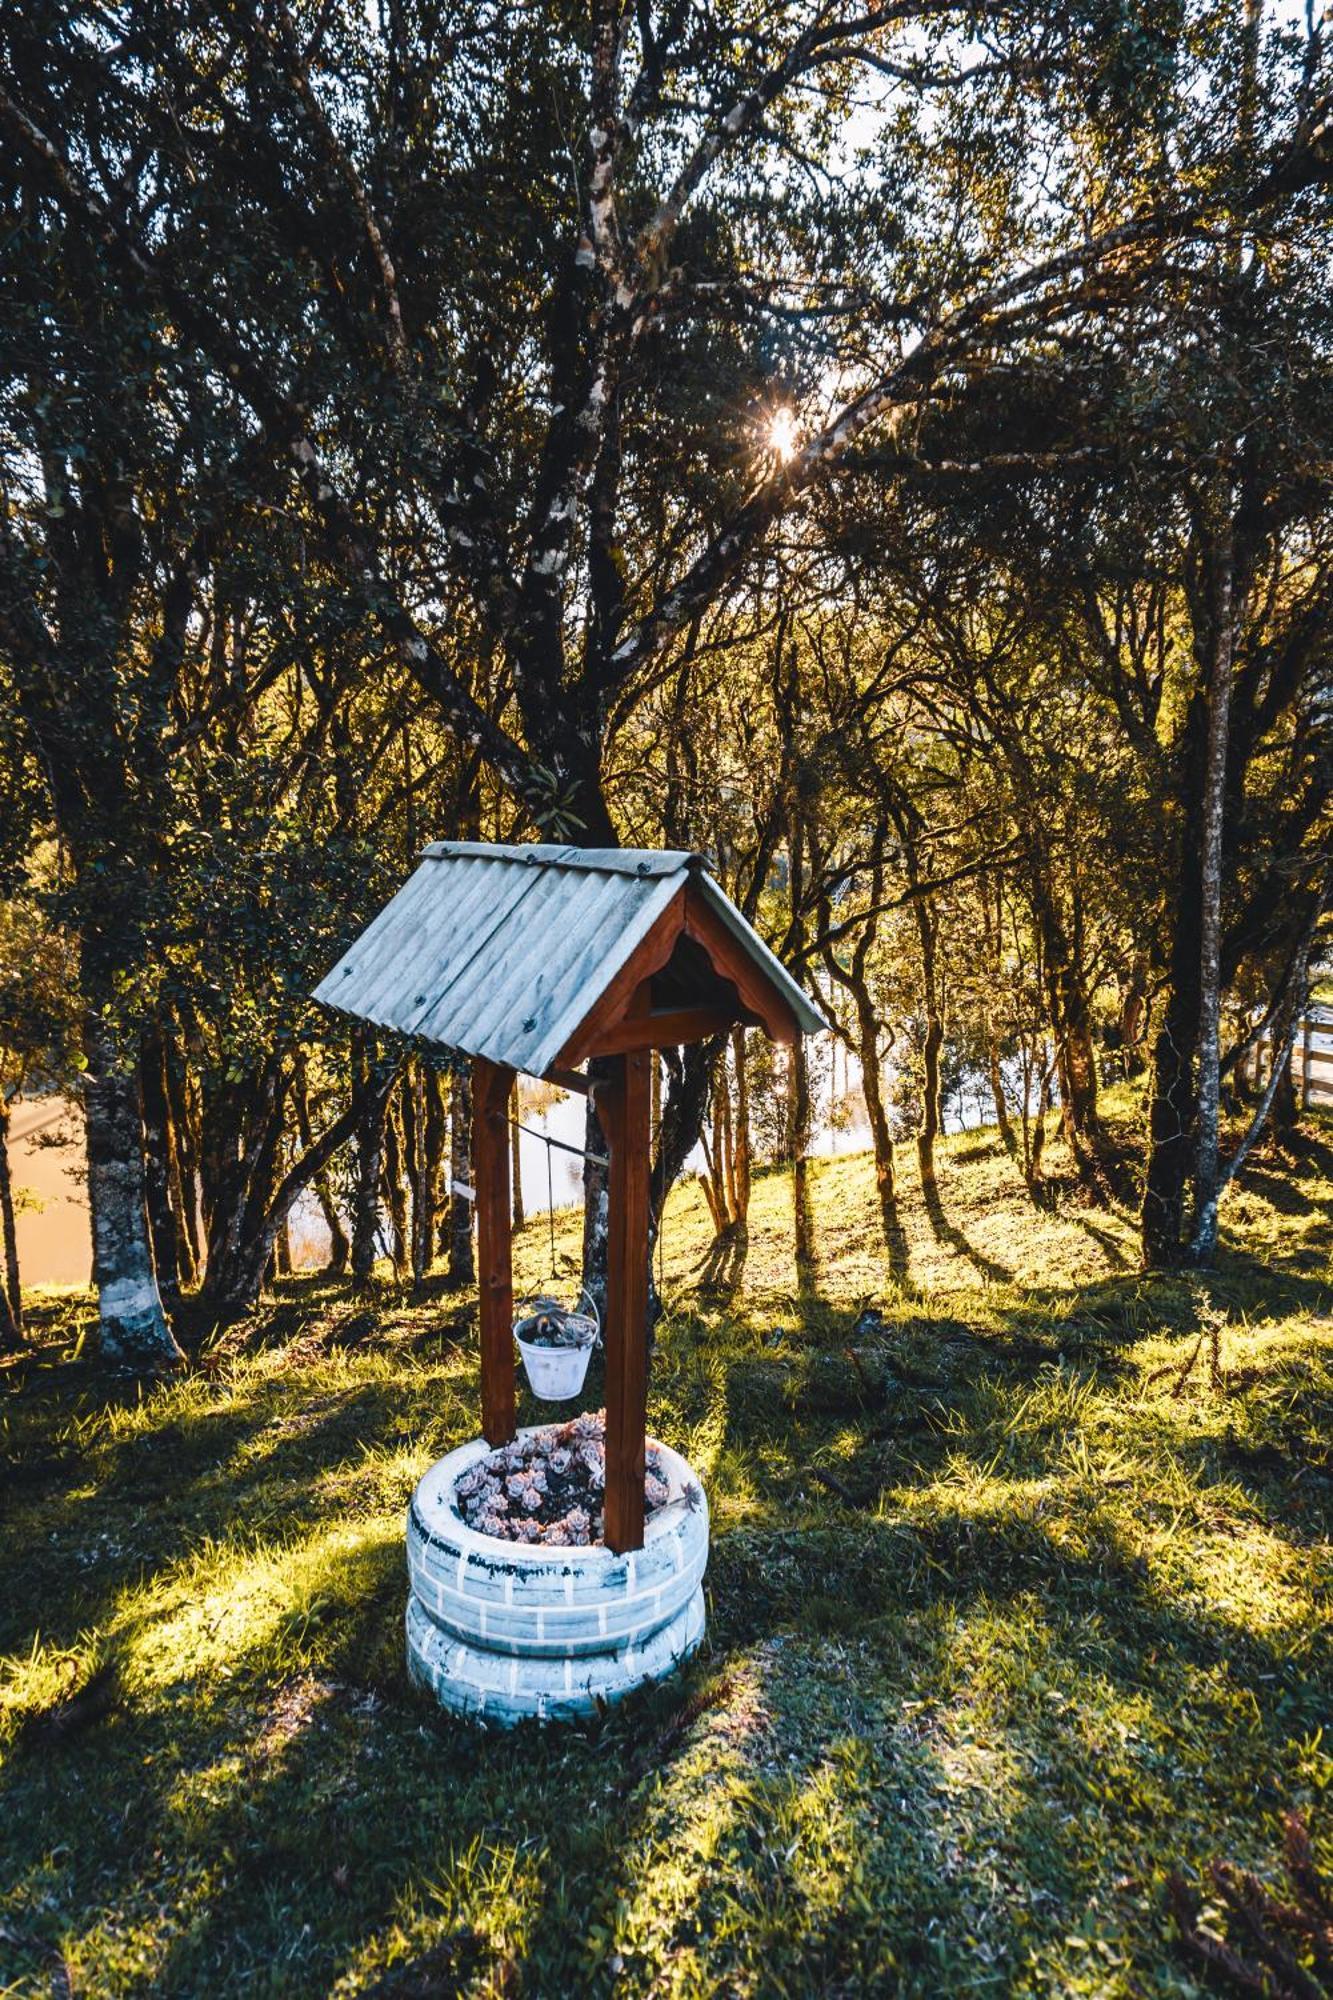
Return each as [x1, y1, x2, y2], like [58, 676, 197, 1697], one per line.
[0, 1095, 23, 1350]
[139, 1025, 182, 1311]
[697, 1034, 748, 1236]
[1142, 704, 1208, 1266]
[698, 1130, 726, 1236]
[509, 1080, 524, 1232]
[83, 1003, 182, 1368]
[979, 879, 1020, 1158]
[650, 1039, 721, 1234]
[1027, 1065, 1052, 1202]
[986, 1020, 1018, 1161]
[819, 837, 905, 1274]
[1189, 521, 1238, 1264]
[351, 1032, 389, 1289]
[294, 1053, 350, 1275]
[788, 1033, 816, 1277]
[424, 1063, 448, 1260]
[854, 991, 903, 1269]
[731, 1028, 751, 1227]
[1272, 1044, 1298, 1137]
[406, 1061, 436, 1287]
[1057, 1012, 1101, 1157]
[210, 1086, 383, 1311]
[914, 907, 944, 1204]
[581, 1059, 613, 1313]
[1028, 874, 1103, 1184]
[1210, 898, 1324, 1196]
[785, 806, 816, 1281]
[446, 1067, 475, 1289]
[163, 1042, 202, 1281]
[1143, 977, 1200, 1263]
[382, 1085, 410, 1279]
[198, 1061, 287, 1306]
[698, 1065, 737, 1241]
[1118, 958, 1149, 1079]
[720, 1062, 738, 1224]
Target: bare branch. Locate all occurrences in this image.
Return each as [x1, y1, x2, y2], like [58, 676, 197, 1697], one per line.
[268, 0, 407, 370]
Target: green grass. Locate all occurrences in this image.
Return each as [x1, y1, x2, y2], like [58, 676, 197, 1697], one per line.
[1, 1101, 1331, 1998]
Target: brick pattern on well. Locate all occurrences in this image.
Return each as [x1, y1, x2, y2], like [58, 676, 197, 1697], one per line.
[406, 1587, 706, 1726]
[404, 1437, 710, 1724]
[407, 1491, 708, 1658]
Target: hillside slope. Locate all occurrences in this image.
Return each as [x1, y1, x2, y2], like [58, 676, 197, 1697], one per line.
[1, 1109, 1330, 1998]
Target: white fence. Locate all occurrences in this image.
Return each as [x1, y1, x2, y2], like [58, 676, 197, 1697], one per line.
[1249, 1003, 1333, 1109]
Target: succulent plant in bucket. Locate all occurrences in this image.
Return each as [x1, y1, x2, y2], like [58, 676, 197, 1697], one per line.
[513, 1290, 600, 1400]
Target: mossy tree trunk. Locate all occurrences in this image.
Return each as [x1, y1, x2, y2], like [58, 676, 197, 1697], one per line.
[382, 1085, 410, 1280]
[83, 999, 182, 1369]
[139, 1023, 183, 1313]
[351, 1030, 391, 1290]
[0, 1095, 23, 1350]
[446, 1068, 476, 1289]
[293, 1051, 349, 1276]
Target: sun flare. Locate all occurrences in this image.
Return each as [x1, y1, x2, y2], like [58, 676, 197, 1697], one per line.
[767, 406, 799, 463]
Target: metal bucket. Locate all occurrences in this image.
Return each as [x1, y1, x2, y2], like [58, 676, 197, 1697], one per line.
[513, 1292, 600, 1403]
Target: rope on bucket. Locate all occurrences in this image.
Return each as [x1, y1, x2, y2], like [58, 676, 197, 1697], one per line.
[507, 1114, 608, 1284]
[546, 1128, 556, 1282]
[506, 1098, 670, 1310]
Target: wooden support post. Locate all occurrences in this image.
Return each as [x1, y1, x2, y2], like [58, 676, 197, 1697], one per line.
[473, 1056, 516, 1446]
[601, 1049, 652, 1552]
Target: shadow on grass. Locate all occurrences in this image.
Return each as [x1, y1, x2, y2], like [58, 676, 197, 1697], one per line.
[709, 1500, 1323, 1714]
[982, 1250, 1332, 1354]
[692, 1223, 750, 1306]
[1067, 1210, 1133, 1269]
[920, 1171, 1015, 1284]
[0, 1371, 455, 1661]
[1232, 1163, 1318, 1217]
[5, 1449, 1320, 1997]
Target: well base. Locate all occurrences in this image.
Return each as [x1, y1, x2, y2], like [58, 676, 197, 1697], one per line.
[405, 1429, 710, 1726]
[406, 1585, 704, 1726]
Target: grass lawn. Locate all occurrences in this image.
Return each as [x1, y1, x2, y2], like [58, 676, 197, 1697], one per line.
[1, 1102, 1330, 1998]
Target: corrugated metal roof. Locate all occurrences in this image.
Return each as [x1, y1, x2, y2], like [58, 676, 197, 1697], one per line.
[312, 842, 826, 1073]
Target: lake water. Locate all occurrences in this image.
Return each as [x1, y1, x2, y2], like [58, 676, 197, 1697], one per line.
[10, 1035, 1002, 1285]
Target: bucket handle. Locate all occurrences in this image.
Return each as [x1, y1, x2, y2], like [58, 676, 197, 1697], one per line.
[512, 1287, 601, 1347]
[575, 1285, 601, 1347]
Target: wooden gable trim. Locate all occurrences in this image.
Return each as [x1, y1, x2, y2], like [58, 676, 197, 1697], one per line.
[555, 879, 800, 1063]
[681, 884, 801, 1044]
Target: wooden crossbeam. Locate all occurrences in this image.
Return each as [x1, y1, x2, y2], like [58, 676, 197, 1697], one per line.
[591, 1004, 737, 1054]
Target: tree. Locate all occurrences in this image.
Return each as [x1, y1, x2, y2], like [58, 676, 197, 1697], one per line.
[0, 886, 79, 1347]
[3, 0, 1330, 1314]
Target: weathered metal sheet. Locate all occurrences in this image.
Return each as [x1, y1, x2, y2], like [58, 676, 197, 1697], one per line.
[313, 842, 826, 1073]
